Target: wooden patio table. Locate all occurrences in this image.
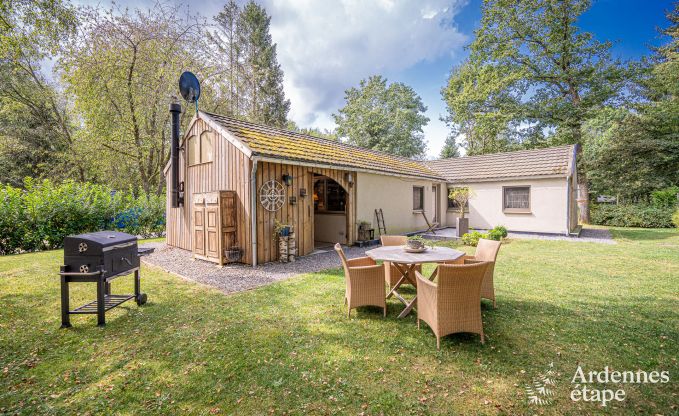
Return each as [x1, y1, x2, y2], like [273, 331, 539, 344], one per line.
[365, 245, 465, 318]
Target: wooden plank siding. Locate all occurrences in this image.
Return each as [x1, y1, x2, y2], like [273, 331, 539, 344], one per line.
[253, 161, 357, 264]
[165, 119, 252, 264]
[166, 118, 358, 265]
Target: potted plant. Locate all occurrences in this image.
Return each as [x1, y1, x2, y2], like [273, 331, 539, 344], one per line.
[406, 235, 426, 250]
[273, 220, 290, 238]
[449, 187, 475, 238]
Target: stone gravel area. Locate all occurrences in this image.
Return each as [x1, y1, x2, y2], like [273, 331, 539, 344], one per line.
[140, 242, 369, 294]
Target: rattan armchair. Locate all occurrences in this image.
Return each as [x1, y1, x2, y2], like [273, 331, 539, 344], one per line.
[453, 238, 501, 307]
[334, 244, 386, 318]
[415, 262, 490, 349]
[380, 235, 422, 288]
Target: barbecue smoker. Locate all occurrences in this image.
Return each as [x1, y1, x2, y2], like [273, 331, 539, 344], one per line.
[59, 231, 154, 327]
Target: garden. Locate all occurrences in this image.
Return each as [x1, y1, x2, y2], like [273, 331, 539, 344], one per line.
[0, 227, 677, 415]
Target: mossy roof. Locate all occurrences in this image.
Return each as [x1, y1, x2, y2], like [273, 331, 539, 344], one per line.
[202, 112, 444, 180]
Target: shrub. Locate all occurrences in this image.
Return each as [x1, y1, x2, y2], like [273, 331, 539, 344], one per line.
[0, 179, 166, 254]
[673, 209, 679, 229]
[591, 204, 674, 228]
[651, 186, 679, 208]
[462, 231, 487, 246]
[487, 229, 503, 241]
[491, 225, 508, 238]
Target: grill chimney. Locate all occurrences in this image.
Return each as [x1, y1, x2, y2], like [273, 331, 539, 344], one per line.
[169, 101, 182, 208]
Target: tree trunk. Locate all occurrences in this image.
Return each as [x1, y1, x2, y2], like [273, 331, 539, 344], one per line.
[577, 171, 590, 224]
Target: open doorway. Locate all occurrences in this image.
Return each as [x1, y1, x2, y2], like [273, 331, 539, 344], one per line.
[313, 174, 347, 250]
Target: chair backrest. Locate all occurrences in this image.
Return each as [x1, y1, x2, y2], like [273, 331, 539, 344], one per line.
[380, 235, 407, 246]
[435, 262, 489, 308]
[475, 239, 501, 262]
[334, 243, 350, 276]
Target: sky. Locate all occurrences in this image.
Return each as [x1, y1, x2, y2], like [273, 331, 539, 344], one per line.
[75, 0, 674, 158]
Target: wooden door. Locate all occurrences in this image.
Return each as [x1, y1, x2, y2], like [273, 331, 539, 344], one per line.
[432, 185, 441, 223]
[221, 192, 237, 250]
[193, 201, 205, 257]
[205, 204, 220, 259]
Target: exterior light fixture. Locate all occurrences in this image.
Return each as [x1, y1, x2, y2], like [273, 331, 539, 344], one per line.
[345, 173, 354, 186]
[282, 174, 293, 186]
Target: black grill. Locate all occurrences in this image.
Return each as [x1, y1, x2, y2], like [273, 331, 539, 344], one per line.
[59, 231, 154, 327]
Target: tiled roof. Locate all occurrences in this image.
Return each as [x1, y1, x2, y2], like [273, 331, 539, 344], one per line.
[201, 112, 444, 180]
[426, 145, 576, 183]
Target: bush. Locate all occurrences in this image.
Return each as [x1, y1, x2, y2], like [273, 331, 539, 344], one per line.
[651, 187, 679, 208]
[0, 179, 166, 254]
[462, 231, 486, 246]
[673, 209, 679, 229]
[487, 229, 504, 241]
[591, 204, 675, 228]
[489, 225, 508, 239]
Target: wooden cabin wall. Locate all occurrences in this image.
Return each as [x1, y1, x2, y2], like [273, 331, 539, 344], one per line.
[255, 161, 356, 264]
[165, 119, 253, 264]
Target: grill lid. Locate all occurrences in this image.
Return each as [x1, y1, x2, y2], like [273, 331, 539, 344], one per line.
[64, 231, 137, 256]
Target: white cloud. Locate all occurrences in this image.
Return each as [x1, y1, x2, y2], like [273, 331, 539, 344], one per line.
[259, 0, 468, 130]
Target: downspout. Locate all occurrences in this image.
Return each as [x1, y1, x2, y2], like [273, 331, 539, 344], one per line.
[566, 173, 571, 236]
[251, 157, 259, 267]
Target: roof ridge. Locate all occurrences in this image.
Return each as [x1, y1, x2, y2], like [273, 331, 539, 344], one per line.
[427, 144, 573, 163]
[202, 111, 431, 166]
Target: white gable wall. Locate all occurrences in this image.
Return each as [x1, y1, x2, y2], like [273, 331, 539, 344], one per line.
[446, 177, 570, 235]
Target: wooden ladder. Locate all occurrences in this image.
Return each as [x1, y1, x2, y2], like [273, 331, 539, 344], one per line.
[375, 208, 387, 235]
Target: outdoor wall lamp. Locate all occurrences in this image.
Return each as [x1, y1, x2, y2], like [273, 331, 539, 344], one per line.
[282, 174, 293, 186]
[345, 173, 354, 186]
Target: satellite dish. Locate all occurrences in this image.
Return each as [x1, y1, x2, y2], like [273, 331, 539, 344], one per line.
[179, 71, 201, 103]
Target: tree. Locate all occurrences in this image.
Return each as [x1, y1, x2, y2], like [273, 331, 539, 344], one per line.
[448, 187, 475, 219]
[583, 5, 679, 201]
[440, 136, 461, 158]
[61, 3, 206, 195]
[0, 0, 83, 184]
[238, 1, 290, 127]
[334, 75, 429, 158]
[207, 0, 245, 117]
[442, 0, 629, 222]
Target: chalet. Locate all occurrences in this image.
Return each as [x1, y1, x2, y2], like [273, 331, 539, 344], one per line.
[164, 111, 578, 266]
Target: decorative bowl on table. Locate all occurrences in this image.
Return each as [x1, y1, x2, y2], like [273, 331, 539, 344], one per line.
[404, 238, 427, 253]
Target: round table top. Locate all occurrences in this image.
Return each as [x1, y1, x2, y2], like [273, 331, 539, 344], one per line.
[365, 245, 464, 264]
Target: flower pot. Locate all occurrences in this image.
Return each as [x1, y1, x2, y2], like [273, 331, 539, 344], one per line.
[280, 227, 290, 237]
[406, 240, 425, 250]
[456, 217, 469, 237]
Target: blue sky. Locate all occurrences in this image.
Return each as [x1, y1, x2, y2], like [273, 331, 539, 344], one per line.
[76, 0, 674, 158]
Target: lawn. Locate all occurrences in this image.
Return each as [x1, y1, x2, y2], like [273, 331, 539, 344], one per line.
[0, 228, 677, 415]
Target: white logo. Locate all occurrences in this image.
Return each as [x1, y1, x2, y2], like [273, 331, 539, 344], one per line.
[525, 362, 557, 406]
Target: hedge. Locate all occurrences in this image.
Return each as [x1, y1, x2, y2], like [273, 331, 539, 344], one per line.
[0, 179, 165, 255]
[590, 203, 675, 228]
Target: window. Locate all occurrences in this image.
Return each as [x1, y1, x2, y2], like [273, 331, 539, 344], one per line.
[503, 186, 531, 213]
[200, 131, 213, 163]
[313, 178, 346, 213]
[187, 136, 199, 166]
[187, 131, 214, 166]
[447, 187, 469, 211]
[413, 186, 424, 211]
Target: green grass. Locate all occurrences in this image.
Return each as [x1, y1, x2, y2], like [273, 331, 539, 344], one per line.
[1, 229, 677, 415]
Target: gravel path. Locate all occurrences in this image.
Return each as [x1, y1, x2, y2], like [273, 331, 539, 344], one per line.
[140, 243, 368, 294]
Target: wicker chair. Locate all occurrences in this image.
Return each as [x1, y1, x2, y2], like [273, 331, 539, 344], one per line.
[455, 238, 501, 307]
[380, 235, 422, 289]
[334, 244, 386, 318]
[415, 262, 490, 349]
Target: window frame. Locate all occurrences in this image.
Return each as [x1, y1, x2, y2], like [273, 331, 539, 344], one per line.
[187, 131, 215, 166]
[187, 135, 199, 166]
[314, 178, 346, 214]
[502, 185, 531, 213]
[412, 186, 424, 211]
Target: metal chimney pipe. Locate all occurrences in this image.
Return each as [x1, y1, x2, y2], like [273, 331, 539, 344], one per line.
[169, 102, 182, 208]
